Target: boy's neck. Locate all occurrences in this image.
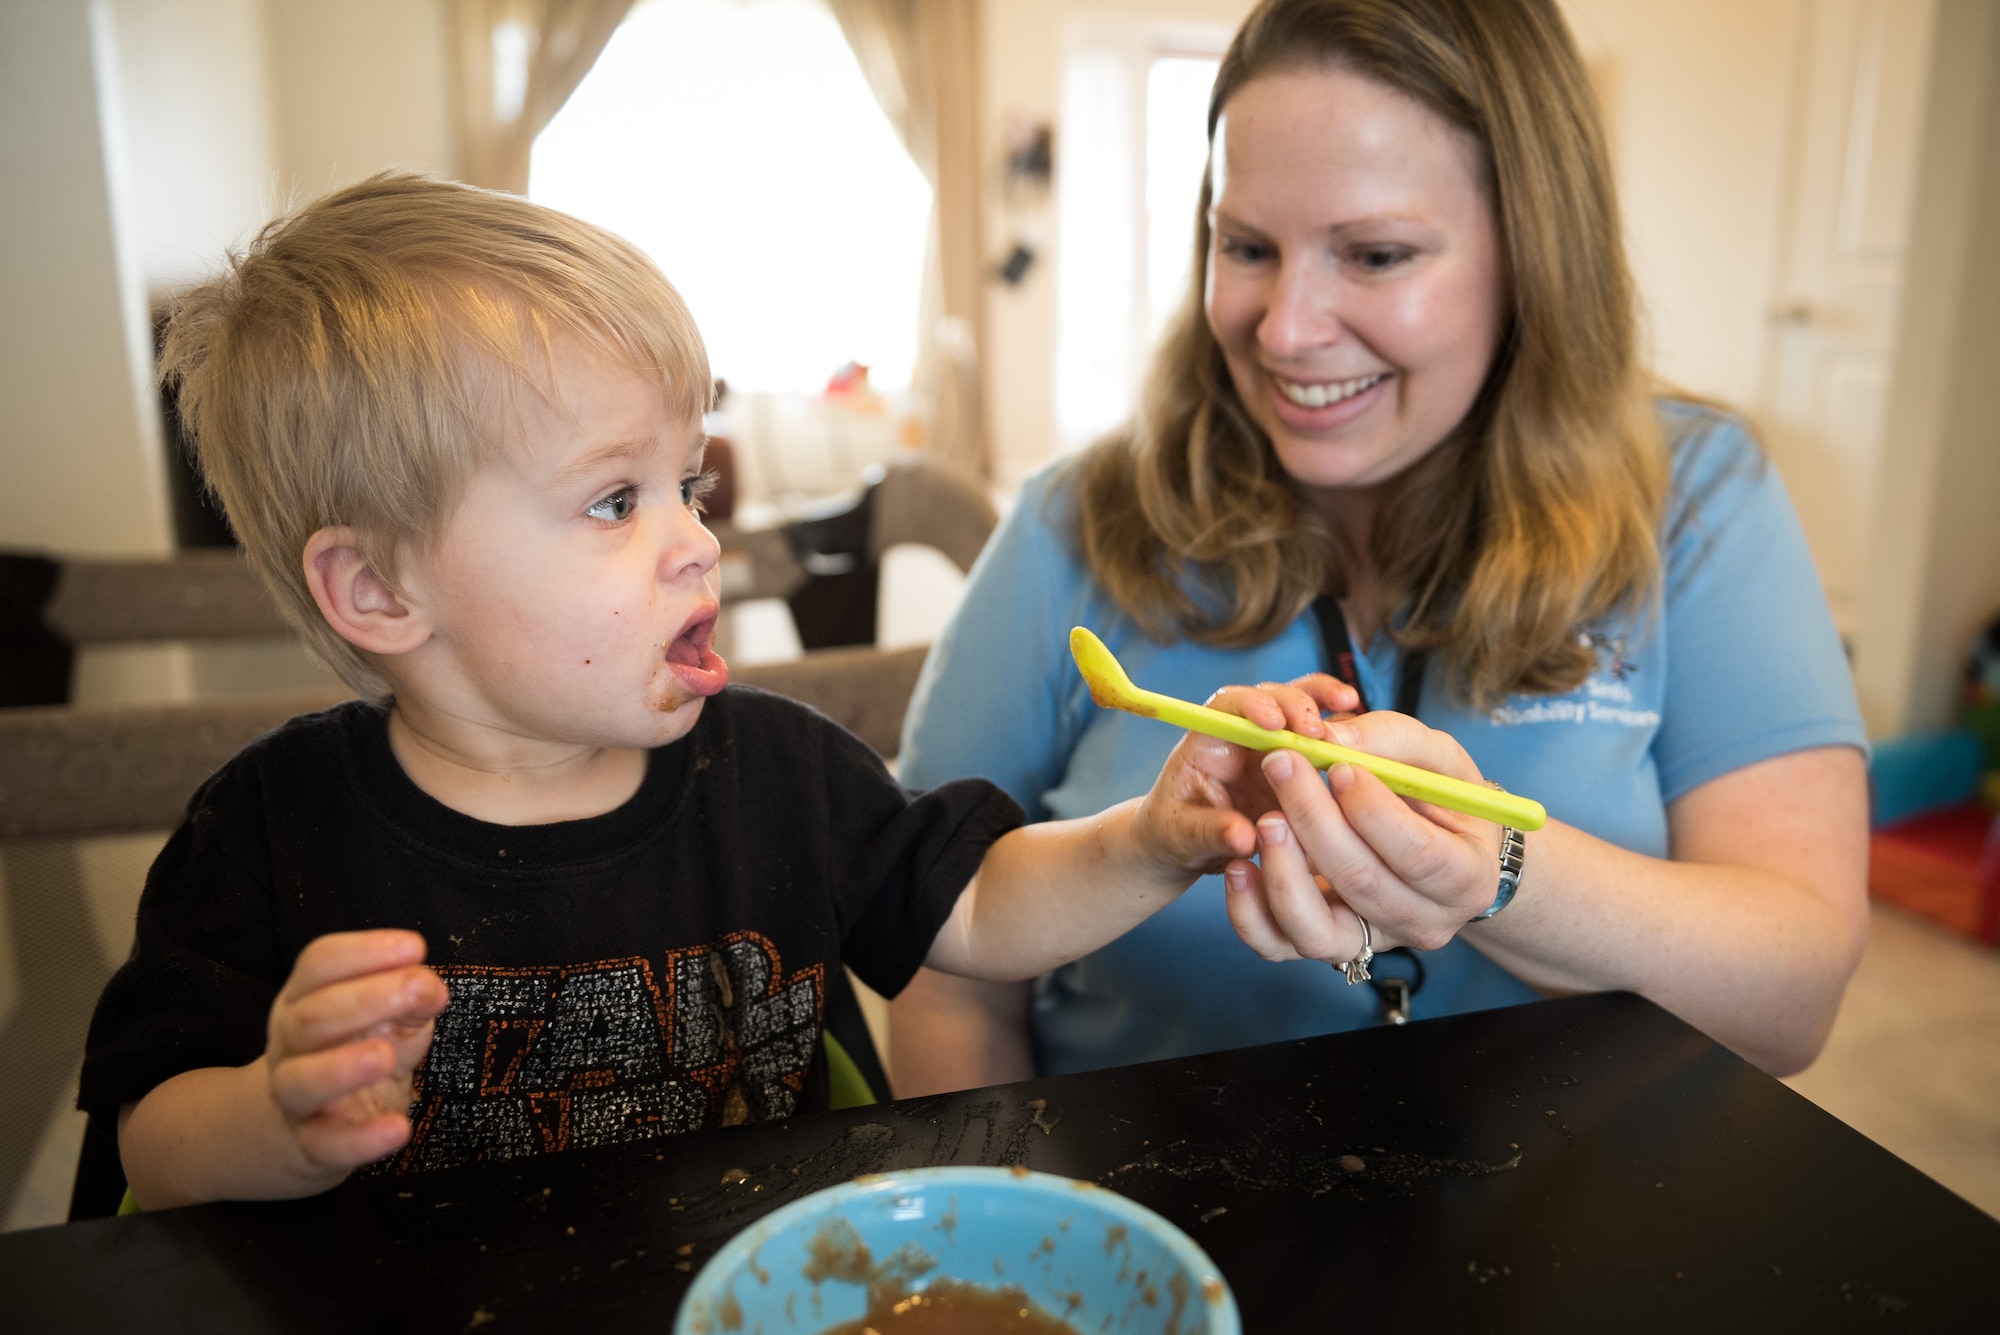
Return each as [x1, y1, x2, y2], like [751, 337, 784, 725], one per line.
[385, 702, 651, 827]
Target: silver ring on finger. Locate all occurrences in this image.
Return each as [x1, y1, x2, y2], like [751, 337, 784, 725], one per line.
[1338, 914, 1374, 985]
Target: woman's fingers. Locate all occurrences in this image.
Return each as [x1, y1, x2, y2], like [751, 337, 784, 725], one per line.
[1260, 748, 1497, 948]
[1253, 808, 1368, 961]
[1222, 860, 1302, 961]
[1260, 750, 1401, 913]
[1324, 764, 1497, 930]
[1329, 712, 1484, 785]
[1222, 855, 1373, 967]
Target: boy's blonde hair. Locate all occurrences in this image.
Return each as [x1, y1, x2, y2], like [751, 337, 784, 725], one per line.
[161, 172, 711, 698]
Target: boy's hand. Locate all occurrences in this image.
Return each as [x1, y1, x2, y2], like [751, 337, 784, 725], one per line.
[263, 929, 450, 1177]
[1133, 673, 1362, 877]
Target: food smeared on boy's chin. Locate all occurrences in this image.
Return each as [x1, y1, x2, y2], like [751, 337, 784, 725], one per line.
[645, 606, 730, 714]
[646, 669, 696, 715]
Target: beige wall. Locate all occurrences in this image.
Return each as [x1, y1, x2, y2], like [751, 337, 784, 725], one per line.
[1857, 0, 2000, 735]
[0, 0, 174, 558]
[0, 0, 459, 566]
[978, 0, 1255, 487]
[107, 0, 279, 297]
[1557, 0, 1799, 409]
[977, 0, 1806, 479]
[265, 0, 457, 197]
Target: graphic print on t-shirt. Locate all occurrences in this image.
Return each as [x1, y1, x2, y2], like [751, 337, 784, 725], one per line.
[381, 931, 823, 1175]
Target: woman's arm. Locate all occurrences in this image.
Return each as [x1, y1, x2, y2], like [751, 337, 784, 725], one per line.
[888, 970, 1035, 1096]
[1475, 745, 1869, 1073]
[1230, 720, 1868, 1076]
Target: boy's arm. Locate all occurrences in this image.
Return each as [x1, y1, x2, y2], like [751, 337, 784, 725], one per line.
[925, 730, 1274, 981]
[118, 930, 449, 1209]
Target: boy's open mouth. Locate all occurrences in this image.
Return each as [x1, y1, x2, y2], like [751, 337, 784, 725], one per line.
[664, 605, 729, 697]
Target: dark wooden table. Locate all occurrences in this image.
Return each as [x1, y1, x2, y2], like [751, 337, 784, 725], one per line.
[4, 992, 1996, 1333]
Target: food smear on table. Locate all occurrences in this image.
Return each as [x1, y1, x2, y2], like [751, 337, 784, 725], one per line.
[804, 1218, 1081, 1335]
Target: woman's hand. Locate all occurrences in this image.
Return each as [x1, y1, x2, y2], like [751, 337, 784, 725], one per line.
[1210, 682, 1508, 965]
[1203, 680, 1870, 1076]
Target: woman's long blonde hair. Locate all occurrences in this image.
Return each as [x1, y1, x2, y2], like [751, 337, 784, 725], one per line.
[1076, 0, 1666, 708]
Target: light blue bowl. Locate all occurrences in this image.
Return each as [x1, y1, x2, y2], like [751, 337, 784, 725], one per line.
[675, 1166, 1240, 1334]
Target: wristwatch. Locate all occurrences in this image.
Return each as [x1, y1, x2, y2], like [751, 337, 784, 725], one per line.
[1469, 824, 1526, 922]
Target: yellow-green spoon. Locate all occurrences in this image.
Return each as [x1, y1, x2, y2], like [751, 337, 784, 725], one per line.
[1070, 626, 1547, 831]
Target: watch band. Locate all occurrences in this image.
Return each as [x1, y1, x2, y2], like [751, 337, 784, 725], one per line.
[1470, 823, 1526, 922]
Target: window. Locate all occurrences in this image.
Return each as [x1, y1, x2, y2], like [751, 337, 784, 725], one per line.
[531, 0, 932, 394]
[1054, 25, 1226, 451]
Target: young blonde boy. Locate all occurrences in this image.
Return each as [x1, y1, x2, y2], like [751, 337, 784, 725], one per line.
[78, 174, 1274, 1209]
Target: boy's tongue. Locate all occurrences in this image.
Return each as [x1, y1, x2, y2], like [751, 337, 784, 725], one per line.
[663, 618, 728, 696]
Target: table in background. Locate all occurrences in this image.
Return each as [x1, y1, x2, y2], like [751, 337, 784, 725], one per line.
[4, 992, 1995, 1332]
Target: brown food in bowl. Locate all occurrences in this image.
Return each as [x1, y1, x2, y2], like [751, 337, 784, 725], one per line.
[818, 1276, 1081, 1333]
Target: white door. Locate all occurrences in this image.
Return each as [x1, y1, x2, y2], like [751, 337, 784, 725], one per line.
[1756, 0, 1938, 638]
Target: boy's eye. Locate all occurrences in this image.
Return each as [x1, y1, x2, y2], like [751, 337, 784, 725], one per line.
[585, 488, 636, 523]
[680, 469, 720, 512]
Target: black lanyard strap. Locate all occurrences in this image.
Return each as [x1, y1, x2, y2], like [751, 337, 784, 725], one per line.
[1309, 594, 1426, 717]
[1307, 595, 1429, 1023]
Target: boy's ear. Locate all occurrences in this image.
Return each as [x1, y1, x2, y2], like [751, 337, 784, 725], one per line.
[302, 528, 432, 657]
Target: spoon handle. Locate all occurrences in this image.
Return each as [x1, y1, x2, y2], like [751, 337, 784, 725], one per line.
[1135, 689, 1548, 831]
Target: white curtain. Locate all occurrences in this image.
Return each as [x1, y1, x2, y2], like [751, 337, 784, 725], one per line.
[827, 0, 989, 480]
[452, 0, 637, 194]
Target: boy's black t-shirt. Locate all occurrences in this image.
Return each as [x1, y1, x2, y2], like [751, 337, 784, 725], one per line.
[78, 687, 1022, 1175]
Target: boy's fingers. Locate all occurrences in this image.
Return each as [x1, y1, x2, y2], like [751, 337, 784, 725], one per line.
[1165, 734, 1278, 821]
[269, 1038, 399, 1119]
[281, 929, 430, 1003]
[1178, 732, 1258, 782]
[386, 1016, 442, 1071]
[1174, 804, 1258, 865]
[295, 1111, 414, 1173]
[1285, 672, 1361, 717]
[1204, 684, 1291, 731]
[1205, 682, 1346, 739]
[1256, 683, 1329, 739]
[274, 965, 449, 1057]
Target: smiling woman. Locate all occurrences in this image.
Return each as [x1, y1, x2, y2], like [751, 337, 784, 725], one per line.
[890, 0, 1870, 1099]
[528, 0, 931, 394]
